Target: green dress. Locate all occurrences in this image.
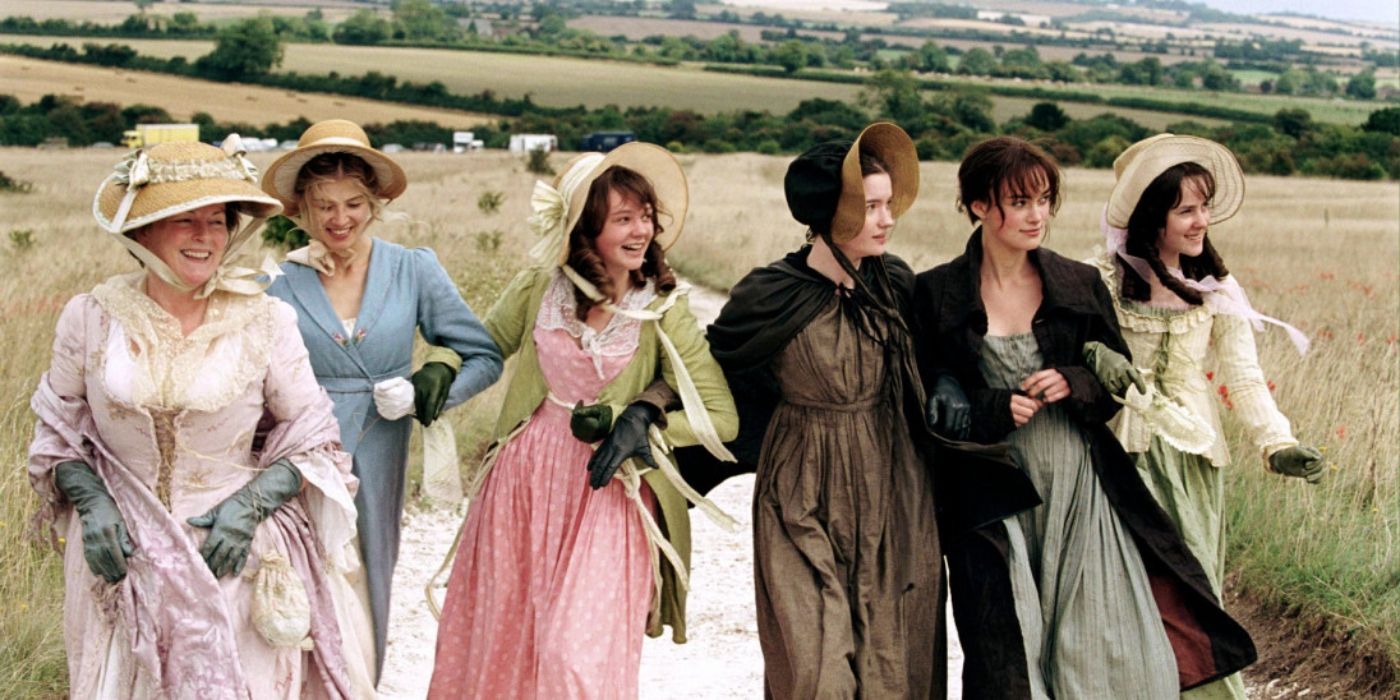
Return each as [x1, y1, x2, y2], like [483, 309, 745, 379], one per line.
[1096, 254, 1300, 700]
[979, 333, 1178, 699]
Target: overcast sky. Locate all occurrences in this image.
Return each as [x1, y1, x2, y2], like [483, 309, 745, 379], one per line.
[1191, 0, 1398, 27]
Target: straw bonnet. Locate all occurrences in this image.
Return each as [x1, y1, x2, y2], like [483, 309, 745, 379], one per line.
[526, 142, 688, 266]
[261, 119, 408, 214]
[1106, 134, 1245, 230]
[784, 122, 919, 244]
[93, 139, 281, 235]
[92, 136, 284, 297]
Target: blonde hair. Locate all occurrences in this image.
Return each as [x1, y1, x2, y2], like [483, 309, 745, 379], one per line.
[292, 152, 386, 235]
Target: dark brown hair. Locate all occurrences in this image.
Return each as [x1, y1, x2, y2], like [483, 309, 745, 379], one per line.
[956, 136, 1061, 225]
[1119, 162, 1229, 305]
[806, 150, 891, 243]
[567, 166, 677, 320]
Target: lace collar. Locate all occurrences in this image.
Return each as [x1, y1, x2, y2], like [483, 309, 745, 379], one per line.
[535, 268, 657, 377]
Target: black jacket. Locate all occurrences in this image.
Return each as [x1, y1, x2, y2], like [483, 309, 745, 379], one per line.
[910, 231, 1257, 697]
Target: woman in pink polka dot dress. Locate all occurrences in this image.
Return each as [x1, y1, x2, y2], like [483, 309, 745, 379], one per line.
[428, 144, 738, 699]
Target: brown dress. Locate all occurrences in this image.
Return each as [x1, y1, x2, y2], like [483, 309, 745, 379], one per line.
[753, 299, 944, 699]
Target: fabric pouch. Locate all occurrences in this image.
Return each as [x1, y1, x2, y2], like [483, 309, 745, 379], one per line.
[251, 550, 314, 650]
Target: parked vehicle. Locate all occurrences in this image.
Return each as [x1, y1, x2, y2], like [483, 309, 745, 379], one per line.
[121, 123, 199, 149]
[580, 131, 636, 152]
[508, 133, 557, 154]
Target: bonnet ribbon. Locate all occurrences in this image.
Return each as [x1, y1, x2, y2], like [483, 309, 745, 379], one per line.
[286, 239, 337, 276]
[104, 135, 281, 298]
[526, 153, 606, 266]
[1101, 207, 1309, 355]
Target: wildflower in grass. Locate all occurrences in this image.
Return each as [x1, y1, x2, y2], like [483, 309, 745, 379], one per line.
[1357, 333, 1366, 344]
[1205, 370, 1214, 381]
[1388, 334, 1398, 346]
[1318, 271, 1335, 281]
[1336, 425, 1347, 439]
[1216, 384, 1233, 411]
[1267, 380, 1276, 393]
[1319, 329, 1334, 341]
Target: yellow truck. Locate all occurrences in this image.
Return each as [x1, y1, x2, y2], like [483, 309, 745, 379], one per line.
[121, 123, 200, 149]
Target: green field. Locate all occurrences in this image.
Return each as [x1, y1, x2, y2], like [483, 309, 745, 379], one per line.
[0, 35, 1364, 130]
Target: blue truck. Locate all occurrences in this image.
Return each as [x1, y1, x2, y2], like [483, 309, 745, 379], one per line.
[580, 131, 636, 152]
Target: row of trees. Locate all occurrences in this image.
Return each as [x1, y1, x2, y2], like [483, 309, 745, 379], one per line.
[3, 9, 1389, 98]
[4, 67, 1395, 181]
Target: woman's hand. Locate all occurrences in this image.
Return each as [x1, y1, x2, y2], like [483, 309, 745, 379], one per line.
[585, 402, 660, 489]
[1020, 369, 1071, 404]
[1010, 393, 1044, 427]
[411, 361, 458, 427]
[1269, 445, 1325, 484]
[54, 461, 135, 583]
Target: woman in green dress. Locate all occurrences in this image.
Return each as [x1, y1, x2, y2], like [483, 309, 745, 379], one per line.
[1092, 134, 1324, 699]
[913, 136, 1256, 698]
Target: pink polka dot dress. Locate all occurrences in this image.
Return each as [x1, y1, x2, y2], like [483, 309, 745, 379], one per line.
[429, 282, 656, 699]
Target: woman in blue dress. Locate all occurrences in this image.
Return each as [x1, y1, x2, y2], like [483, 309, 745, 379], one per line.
[261, 119, 503, 687]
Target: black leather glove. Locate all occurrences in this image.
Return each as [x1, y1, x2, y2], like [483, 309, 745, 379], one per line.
[411, 361, 457, 427]
[570, 402, 613, 444]
[1269, 445, 1325, 484]
[586, 402, 660, 490]
[187, 459, 303, 578]
[926, 374, 972, 440]
[54, 461, 134, 583]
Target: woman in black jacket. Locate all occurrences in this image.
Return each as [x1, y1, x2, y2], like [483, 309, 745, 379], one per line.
[912, 136, 1255, 699]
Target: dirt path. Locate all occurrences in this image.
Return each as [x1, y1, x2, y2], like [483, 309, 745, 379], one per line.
[373, 280, 1306, 698]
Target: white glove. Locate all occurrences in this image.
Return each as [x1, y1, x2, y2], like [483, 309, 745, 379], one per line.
[373, 377, 415, 420]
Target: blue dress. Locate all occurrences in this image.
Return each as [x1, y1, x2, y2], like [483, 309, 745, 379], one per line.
[267, 238, 503, 679]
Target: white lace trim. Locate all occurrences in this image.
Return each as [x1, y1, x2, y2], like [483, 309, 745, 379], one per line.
[91, 273, 277, 413]
[1093, 253, 1213, 335]
[535, 268, 656, 378]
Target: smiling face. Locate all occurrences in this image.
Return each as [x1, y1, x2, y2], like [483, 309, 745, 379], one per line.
[1157, 175, 1212, 268]
[592, 187, 656, 277]
[834, 172, 896, 261]
[134, 203, 230, 287]
[302, 177, 375, 254]
[972, 173, 1054, 255]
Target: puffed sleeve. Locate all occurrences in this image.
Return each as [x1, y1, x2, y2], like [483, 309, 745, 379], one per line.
[654, 294, 739, 448]
[1212, 309, 1298, 459]
[411, 248, 504, 410]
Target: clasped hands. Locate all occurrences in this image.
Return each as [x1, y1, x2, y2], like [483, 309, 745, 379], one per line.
[570, 401, 662, 490]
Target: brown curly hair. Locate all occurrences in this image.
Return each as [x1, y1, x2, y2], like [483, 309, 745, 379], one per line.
[1118, 162, 1229, 305]
[566, 166, 677, 321]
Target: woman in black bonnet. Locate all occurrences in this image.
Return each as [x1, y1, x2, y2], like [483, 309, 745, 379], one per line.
[700, 123, 945, 697]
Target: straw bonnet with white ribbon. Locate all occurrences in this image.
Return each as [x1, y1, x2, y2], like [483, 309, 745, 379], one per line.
[92, 136, 283, 298]
[1106, 134, 1245, 230]
[261, 119, 407, 215]
[526, 142, 688, 268]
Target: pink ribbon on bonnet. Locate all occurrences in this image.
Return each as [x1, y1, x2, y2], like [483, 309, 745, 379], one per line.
[1101, 207, 1310, 355]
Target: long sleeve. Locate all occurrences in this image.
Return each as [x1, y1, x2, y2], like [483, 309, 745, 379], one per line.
[1053, 278, 1129, 428]
[1212, 311, 1297, 458]
[28, 296, 97, 528]
[655, 294, 739, 449]
[411, 248, 504, 409]
[483, 268, 542, 360]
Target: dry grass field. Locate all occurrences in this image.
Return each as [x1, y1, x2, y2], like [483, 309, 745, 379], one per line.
[0, 0, 364, 25]
[0, 54, 493, 129]
[2, 33, 1388, 126]
[0, 148, 1396, 695]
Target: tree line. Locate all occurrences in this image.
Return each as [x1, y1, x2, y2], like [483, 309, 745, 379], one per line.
[2, 38, 1396, 180]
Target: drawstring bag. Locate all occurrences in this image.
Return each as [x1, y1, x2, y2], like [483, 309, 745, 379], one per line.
[251, 550, 314, 650]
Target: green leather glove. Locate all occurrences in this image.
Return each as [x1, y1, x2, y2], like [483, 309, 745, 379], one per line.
[411, 361, 458, 427]
[586, 402, 660, 490]
[570, 402, 613, 444]
[54, 461, 134, 583]
[1269, 445, 1325, 484]
[1083, 341, 1149, 396]
[187, 459, 303, 578]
